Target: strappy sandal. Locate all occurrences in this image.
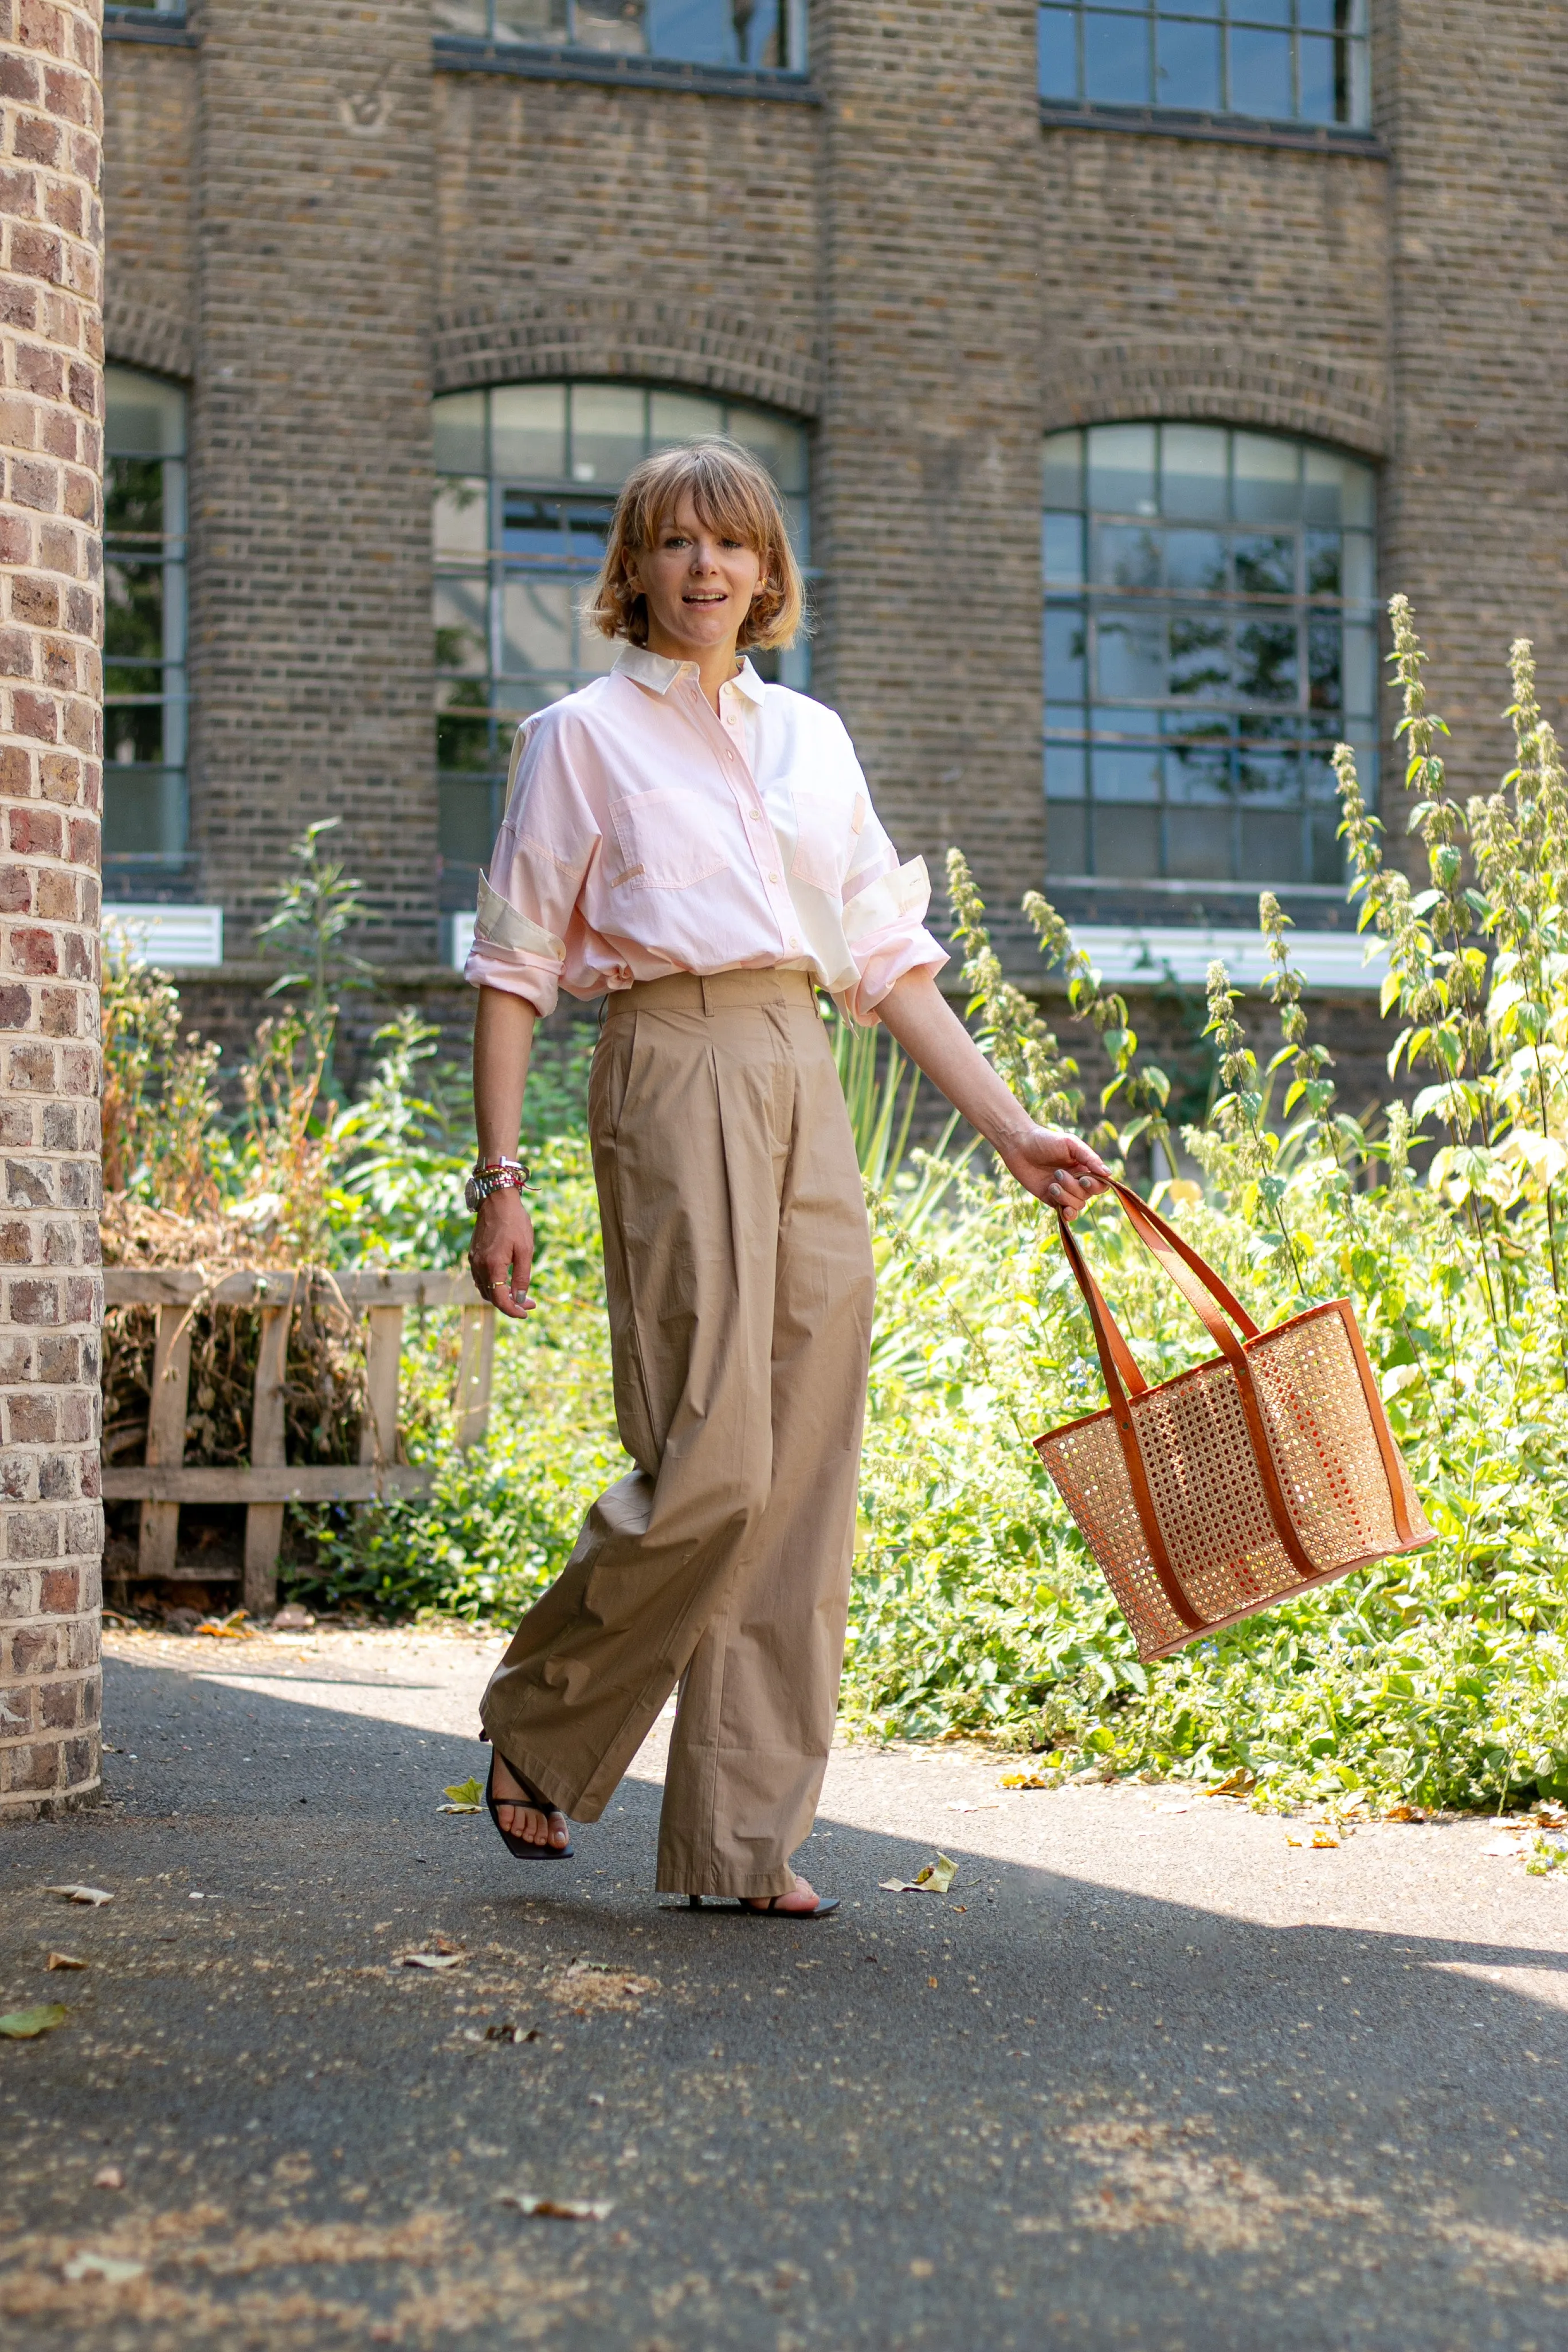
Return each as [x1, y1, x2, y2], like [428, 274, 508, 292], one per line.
[484, 1750, 573, 1860]
[686, 1892, 840, 1919]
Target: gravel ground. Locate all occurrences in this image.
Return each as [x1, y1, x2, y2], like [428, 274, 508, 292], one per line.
[2, 1621, 1566, 2350]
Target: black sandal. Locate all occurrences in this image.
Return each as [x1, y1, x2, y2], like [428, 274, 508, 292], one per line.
[484, 1750, 574, 1860]
[686, 1892, 840, 1918]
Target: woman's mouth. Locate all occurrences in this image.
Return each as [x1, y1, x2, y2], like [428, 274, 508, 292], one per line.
[683, 590, 727, 605]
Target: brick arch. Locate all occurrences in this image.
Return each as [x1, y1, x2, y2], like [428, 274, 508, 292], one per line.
[431, 294, 820, 419]
[103, 293, 194, 385]
[1041, 340, 1389, 461]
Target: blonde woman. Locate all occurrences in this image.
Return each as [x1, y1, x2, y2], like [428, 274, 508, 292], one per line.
[465, 440, 1107, 1915]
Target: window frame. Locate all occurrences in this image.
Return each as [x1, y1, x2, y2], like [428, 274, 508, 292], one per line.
[104, 366, 190, 880]
[1042, 420, 1378, 892]
[1037, 1, 1371, 132]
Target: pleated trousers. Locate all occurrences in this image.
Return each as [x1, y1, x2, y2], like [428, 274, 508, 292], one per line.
[480, 966, 876, 1898]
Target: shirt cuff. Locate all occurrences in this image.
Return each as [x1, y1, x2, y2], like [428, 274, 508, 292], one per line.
[840, 853, 948, 1024]
[463, 943, 560, 1017]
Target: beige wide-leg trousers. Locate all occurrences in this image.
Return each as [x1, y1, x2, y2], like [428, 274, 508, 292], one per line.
[480, 967, 876, 1899]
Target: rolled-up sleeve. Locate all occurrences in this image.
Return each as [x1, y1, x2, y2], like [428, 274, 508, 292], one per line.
[838, 793, 948, 1025]
[463, 715, 599, 1017]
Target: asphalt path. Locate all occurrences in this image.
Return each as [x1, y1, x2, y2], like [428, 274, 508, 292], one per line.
[3, 1623, 1566, 2349]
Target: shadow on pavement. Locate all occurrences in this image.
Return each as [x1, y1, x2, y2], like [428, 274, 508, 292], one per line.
[1, 1652, 1565, 2349]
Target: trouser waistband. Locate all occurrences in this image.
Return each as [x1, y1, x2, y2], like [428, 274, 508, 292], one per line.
[603, 967, 816, 1019]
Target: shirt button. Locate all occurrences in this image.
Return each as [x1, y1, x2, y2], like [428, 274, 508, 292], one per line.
[767, 871, 782, 884]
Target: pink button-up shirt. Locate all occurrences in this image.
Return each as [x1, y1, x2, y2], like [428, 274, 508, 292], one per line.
[462, 644, 947, 1024]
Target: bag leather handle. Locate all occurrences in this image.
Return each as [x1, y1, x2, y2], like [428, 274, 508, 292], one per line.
[1056, 1181, 1319, 1597]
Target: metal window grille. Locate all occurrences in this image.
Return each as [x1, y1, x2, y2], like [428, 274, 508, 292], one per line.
[1043, 422, 1378, 887]
[104, 367, 189, 873]
[1038, 1, 1371, 129]
[433, 382, 812, 878]
[433, 1, 807, 72]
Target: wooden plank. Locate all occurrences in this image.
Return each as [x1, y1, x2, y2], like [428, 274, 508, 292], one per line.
[109, 1564, 240, 1587]
[104, 1268, 480, 1310]
[105, 1465, 436, 1504]
[243, 1303, 291, 1621]
[455, 1302, 497, 1450]
[137, 1302, 193, 1580]
[359, 1306, 405, 1468]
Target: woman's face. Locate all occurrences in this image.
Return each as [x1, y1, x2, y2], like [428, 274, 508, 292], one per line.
[629, 494, 765, 661]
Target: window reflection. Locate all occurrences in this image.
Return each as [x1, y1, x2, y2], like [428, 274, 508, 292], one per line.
[437, 0, 804, 70]
[1038, 1, 1370, 128]
[1044, 422, 1377, 885]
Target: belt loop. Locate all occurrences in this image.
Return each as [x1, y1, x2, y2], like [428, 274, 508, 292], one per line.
[700, 975, 715, 1019]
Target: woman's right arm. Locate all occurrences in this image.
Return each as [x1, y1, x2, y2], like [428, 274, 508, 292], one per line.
[469, 985, 538, 1322]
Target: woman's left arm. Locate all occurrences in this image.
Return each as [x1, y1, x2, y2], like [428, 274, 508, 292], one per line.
[875, 970, 1111, 1218]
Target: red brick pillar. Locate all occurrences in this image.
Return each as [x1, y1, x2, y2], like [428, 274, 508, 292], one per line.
[0, 0, 104, 1819]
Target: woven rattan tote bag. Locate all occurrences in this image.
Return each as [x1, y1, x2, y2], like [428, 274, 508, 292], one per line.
[1034, 1181, 1433, 1662]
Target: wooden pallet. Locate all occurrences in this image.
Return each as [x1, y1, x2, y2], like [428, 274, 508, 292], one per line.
[103, 1267, 494, 1617]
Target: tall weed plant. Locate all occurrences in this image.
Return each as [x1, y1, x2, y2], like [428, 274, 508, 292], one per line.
[110, 605, 1568, 1813]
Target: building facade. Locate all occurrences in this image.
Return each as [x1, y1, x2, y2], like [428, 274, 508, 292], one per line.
[97, 1, 1568, 1101]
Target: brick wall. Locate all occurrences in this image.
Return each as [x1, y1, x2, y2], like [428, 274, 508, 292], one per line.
[812, 0, 1048, 910]
[189, 0, 437, 959]
[101, 29, 192, 376]
[0, 0, 104, 1819]
[1378, 0, 1568, 797]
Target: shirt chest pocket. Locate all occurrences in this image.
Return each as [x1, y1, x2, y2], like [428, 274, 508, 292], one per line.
[609, 790, 728, 891]
[788, 789, 847, 895]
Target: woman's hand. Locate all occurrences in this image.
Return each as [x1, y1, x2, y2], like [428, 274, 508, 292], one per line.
[995, 1124, 1112, 1220]
[468, 1190, 536, 1322]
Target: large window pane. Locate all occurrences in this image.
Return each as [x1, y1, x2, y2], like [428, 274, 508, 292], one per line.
[1157, 16, 1221, 109]
[1083, 9, 1151, 105]
[1042, 421, 1377, 885]
[492, 384, 566, 482]
[1039, 1, 1369, 127]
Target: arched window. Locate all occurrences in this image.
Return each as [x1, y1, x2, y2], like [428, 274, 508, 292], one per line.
[1038, 3, 1370, 131]
[1042, 422, 1376, 888]
[433, 381, 810, 871]
[104, 365, 188, 877]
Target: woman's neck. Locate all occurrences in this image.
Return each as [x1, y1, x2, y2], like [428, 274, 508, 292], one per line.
[643, 625, 742, 715]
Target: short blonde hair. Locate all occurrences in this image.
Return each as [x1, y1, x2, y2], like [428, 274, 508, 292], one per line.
[586, 438, 805, 651]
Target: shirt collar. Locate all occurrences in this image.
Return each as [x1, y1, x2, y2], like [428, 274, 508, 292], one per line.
[613, 642, 767, 705]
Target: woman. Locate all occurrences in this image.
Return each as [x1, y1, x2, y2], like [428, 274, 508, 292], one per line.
[465, 438, 1107, 1916]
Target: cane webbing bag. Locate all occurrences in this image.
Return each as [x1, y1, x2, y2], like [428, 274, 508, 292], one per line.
[1034, 1181, 1433, 1662]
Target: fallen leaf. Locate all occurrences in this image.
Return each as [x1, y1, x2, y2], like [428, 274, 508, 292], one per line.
[476, 2021, 540, 2044]
[440, 1777, 483, 1814]
[998, 1770, 1050, 1791]
[1285, 1836, 1303, 1848]
[46, 1884, 113, 1906]
[401, 1952, 464, 1971]
[93, 2166, 124, 2190]
[1206, 1767, 1257, 1797]
[46, 1951, 88, 1971]
[496, 2193, 613, 2221]
[61, 2251, 146, 2284]
[1383, 1802, 1426, 1822]
[880, 1853, 958, 1895]
[1310, 1831, 1340, 1850]
[0, 2004, 69, 2039]
[1480, 1834, 1524, 1859]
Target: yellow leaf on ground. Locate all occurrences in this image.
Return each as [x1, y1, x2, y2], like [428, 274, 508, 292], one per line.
[1310, 1831, 1340, 1849]
[400, 1952, 464, 1971]
[46, 1884, 113, 1906]
[999, 1770, 1050, 1791]
[1, 2004, 69, 2038]
[45, 1952, 88, 1971]
[880, 1852, 959, 1894]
